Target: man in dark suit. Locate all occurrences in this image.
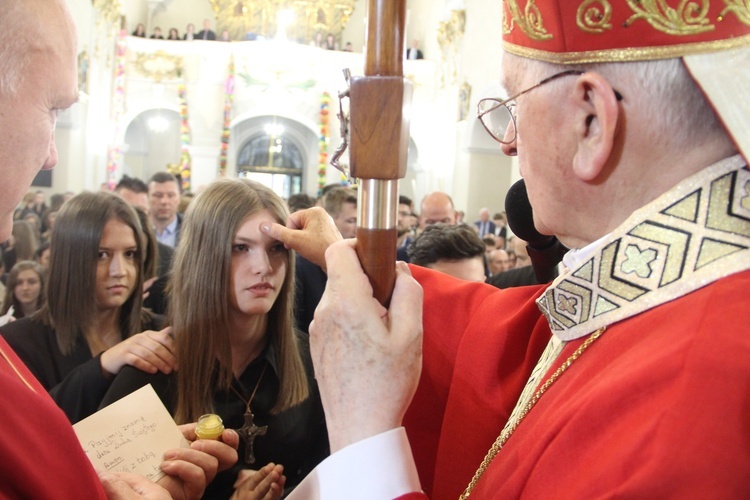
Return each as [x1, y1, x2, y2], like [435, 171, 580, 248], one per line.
[406, 39, 424, 60]
[196, 18, 216, 40]
[474, 207, 496, 238]
[148, 171, 183, 248]
[295, 187, 357, 333]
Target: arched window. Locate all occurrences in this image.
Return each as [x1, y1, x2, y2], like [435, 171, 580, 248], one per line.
[236, 127, 303, 198]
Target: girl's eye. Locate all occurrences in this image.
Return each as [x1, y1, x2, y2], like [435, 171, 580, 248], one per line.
[270, 244, 286, 254]
[232, 244, 249, 253]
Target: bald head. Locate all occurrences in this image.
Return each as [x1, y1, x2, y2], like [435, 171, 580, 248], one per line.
[0, 0, 77, 96]
[419, 192, 456, 229]
[0, 0, 78, 241]
[488, 248, 510, 275]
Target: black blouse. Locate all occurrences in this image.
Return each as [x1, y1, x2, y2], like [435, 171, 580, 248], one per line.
[100, 333, 329, 499]
[0, 313, 162, 423]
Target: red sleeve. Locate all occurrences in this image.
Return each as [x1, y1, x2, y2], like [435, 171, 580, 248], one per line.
[404, 265, 551, 498]
[0, 338, 106, 499]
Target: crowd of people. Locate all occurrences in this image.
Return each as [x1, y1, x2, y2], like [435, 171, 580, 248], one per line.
[3, 0, 749, 498]
[131, 18, 357, 50]
[132, 19, 229, 42]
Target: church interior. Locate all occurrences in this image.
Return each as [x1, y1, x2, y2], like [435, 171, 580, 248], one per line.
[52, 0, 517, 217]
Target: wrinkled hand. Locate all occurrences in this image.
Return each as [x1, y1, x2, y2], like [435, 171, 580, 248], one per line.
[310, 240, 423, 452]
[98, 471, 171, 499]
[100, 327, 177, 378]
[231, 463, 286, 500]
[261, 207, 342, 271]
[156, 425, 240, 500]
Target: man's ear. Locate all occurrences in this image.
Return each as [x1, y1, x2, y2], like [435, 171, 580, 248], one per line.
[571, 72, 620, 182]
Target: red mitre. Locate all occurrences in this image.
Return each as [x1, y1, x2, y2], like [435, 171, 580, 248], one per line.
[502, 0, 750, 63]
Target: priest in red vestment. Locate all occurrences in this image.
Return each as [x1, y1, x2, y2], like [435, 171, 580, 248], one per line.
[272, 1, 750, 498]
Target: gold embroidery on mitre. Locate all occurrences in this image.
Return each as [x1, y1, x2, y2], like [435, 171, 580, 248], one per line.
[503, 33, 750, 63]
[538, 156, 750, 340]
[577, 0, 614, 33]
[720, 0, 750, 25]
[624, 0, 715, 35]
[504, 0, 553, 41]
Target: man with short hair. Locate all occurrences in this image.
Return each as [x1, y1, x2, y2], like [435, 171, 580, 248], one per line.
[0, 1, 237, 497]
[473, 207, 496, 238]
[397, 195, 416, 262]
[269, 1, 750, 498]
[487, 248, 510, 276]
[321, 186, 357, 239]
[419, 191, 456, 229]
[114, 175, 149, 213]
[148, 171, 182, 248]
[196, 18, 216, 41]
[408, 224, 486, 283]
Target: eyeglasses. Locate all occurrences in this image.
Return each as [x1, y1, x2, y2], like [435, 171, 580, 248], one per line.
[477, 70, 622, 144]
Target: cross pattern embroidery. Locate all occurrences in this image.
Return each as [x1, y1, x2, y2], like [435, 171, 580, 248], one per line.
[621, 244, 657, 279]
[557, 294, 578, 315]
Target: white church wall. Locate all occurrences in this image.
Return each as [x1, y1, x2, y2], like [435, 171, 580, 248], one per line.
[58, 0, 513, 210]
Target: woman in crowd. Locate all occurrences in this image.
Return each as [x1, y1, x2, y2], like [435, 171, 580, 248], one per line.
[12, 219, 40, 261]
[102, 179, 328, 499]
[167, 27, 180, 40]
[3, 219, 40, 272]
[0, 191, 175, 422]
[40, 207, 58, 243]
[132, 23, 146, 37]
[0, 261, 45, 323]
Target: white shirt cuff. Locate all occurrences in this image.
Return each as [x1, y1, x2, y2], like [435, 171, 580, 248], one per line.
[288, 427, 421, 499]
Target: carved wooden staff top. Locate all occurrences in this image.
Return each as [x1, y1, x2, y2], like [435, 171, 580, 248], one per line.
[341, 0, 412, 305]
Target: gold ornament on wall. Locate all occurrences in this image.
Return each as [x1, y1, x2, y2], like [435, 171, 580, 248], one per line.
[92, 0, 122, 27]
[133, 51, 184, 82]
[437, 9, 466, 86]
[210, 0, 356, 43]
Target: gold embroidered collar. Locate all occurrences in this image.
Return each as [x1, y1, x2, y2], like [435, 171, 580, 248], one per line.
[538, 155, 750, 341]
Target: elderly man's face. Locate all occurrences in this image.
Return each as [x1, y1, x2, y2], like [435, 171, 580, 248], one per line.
[0, 0, 78, 240]
[500, 54, 577, 242]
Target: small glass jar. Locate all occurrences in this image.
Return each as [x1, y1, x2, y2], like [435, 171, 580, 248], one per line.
[195, 413, 224, 440]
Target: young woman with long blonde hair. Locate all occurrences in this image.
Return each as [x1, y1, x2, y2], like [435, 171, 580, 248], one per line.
[103, 179, 327, 499]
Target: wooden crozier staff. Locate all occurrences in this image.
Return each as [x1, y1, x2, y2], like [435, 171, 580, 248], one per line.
[333, 0, 412, 305]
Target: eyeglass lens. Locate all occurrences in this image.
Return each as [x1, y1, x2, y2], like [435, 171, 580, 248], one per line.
[480, 100, 515, 144]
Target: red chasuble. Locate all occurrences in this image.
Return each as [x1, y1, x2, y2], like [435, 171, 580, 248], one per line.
[0, 337, 106, 499]
[404, 266, 750, 499]
[403, 159, 750, 498]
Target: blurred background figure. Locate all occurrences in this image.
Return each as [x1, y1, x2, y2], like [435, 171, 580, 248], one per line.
[183, 22, 196, 40]
[474, 207, 496, 238]
[487, 248, 511, 276]
[406, 39, 423, 59]
[132, 22, 146, 37]
[408, 223, 487, 282]
[0, 261, 45, 325]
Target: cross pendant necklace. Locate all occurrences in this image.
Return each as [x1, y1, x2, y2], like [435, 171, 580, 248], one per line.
[231, 362, 269, 464]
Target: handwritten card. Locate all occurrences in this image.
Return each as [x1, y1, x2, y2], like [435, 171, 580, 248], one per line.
[73, 384, 189, 482]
